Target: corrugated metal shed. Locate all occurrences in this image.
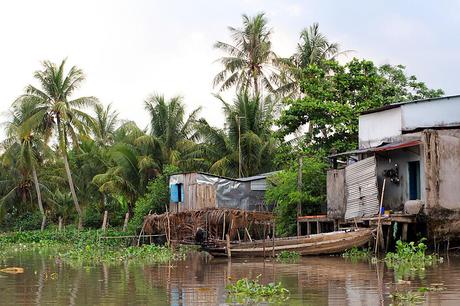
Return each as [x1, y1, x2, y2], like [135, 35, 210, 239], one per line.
[345, 156, 379, 219]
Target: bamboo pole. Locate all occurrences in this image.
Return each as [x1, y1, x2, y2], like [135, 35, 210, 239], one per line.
[244, 227, 253, 242]
[272, 222, 276, 258]
[375, 178, 387, 255]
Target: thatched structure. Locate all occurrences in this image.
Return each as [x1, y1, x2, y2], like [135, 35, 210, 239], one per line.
[142, 208, 274, 242]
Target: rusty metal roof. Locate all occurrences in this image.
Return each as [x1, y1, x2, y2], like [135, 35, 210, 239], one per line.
[328, 140, 421, 158]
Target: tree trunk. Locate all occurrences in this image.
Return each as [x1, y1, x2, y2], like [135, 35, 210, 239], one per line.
[62, 152, 83, 229]
[32, 165, 46, 231]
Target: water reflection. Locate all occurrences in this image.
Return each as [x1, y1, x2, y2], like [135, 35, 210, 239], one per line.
[1, 250, 460, 305]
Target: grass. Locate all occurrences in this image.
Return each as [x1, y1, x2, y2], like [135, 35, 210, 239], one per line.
[226, 274, 289, 304]
[0, 228, 193, 264]
[276, 250, 300, 263]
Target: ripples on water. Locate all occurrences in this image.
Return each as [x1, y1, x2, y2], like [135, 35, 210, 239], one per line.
[1, 250, 460, 305]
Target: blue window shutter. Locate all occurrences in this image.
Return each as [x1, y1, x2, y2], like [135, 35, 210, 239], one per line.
[170, 184, 179, 202]
[181, 185, 184, 203]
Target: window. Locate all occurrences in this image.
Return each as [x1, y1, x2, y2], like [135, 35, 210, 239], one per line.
[408, 161, 421, 200]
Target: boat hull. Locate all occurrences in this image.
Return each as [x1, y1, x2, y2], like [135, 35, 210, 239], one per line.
[205, 228, 373, 257]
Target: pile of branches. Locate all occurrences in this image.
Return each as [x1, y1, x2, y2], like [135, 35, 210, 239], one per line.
[142, 208, 273, 242]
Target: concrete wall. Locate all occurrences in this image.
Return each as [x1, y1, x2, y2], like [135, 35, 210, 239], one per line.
[424, 129, 460, 211]
[326, 169, 346, 219]
[375, 145, 424, 211]
[359, 107, 402, 149]
[422, 129, 460, 237]
[402, 97, 460, 131]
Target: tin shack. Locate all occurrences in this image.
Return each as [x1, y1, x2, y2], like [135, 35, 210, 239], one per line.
[168, 172, 277, 213]
[327, 95, 460, 238]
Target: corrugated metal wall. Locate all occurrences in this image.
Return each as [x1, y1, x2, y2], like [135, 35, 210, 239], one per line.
[345, 156, 379, 219]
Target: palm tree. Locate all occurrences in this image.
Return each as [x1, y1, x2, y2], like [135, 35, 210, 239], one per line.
[92, 143, 142, 216]
[213, 13, 278, 96]
[92, 103, 119, 146]
[144, 94, 202, 169]
[277, 23, 343, 97]
[294, 23, 340, 68]
[17, 59, 98, 228]
[198, 93, 278, 177]
[2, 99, 48, 230]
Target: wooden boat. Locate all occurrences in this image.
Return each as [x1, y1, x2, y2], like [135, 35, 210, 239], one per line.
[203, 228, 373, 257]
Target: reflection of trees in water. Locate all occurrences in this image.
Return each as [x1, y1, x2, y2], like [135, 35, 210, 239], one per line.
[2, 252, 459, 305]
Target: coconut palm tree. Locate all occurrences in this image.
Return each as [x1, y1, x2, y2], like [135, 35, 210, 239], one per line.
[16, 59, 98, 228]
[213, 13, 278, 96]
[277, 23, 343, 97]
[92, 103, 119, 146]
[1, 99, 48, 230]
[198, 93, 278, 177]
[144, 94, 202, 169]
[92, 143, 142, 216]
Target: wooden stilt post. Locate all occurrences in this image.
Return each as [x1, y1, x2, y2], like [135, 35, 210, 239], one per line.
[375, 178, 387, 255]
[306, 221, 311, 235]
[297, 157, 303, 237]
[58, 217, 63, 231]
[102, 210, 108, 232]
[222, 213, 226, 240]
[226, 234, 231, 258]
[263, 224, 266, 259]
[272, 222, 276, 258]
[123, 212, 129, 232]
[316, 221, 321, 234]
[385, 224, 391, 253]
[402, 223, 408, 241]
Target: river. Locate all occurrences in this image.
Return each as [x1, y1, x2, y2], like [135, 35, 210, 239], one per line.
[1, 250, 460, 305]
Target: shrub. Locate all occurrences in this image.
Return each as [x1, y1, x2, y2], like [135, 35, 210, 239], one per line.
[265, 156, 326, 236]
[129, 165, 178, 231]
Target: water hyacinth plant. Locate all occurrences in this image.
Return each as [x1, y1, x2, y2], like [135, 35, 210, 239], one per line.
[342, 247, 370, 259]
[385, 239, 441, 280]
[0, 229, 193, 264]
[226, 274, 289, 304]
[276, 250, 301, 263]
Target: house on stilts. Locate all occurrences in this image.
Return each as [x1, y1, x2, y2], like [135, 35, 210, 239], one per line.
[312, 95, 460, 244]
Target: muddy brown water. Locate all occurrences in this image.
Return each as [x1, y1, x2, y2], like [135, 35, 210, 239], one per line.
[1, 250, 460, 305]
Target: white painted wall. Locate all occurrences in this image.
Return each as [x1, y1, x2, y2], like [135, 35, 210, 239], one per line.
[359, 107, 402, 148]
[401, 97, 460, 131]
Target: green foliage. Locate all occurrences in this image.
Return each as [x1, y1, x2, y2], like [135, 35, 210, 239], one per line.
[0, 229, 191, 264]
[342, 247, 370, 259]
[265, 156, 327, 236]
[390, 290, 424, 305]
[199, 93, 279, 177]
[129, 165, 179, 231]
[276, 250, 300, 263]
[278, 59, 444, 154]
[385, 239, 440, 280]
[226, 275, 289, 304]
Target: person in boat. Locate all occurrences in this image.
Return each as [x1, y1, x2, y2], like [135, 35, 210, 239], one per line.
[195, 227, 207, 244]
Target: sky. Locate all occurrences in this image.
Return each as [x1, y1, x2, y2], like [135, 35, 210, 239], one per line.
[0, 0, 459, 130]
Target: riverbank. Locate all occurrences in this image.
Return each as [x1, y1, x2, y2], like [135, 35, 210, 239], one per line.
[0, 228, 193, 264]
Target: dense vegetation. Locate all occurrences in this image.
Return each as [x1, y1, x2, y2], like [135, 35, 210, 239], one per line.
[0, 13, 442, 235]
[0, 228, 190, 264]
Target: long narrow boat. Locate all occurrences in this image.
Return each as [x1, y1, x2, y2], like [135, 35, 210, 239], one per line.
[203, 228, 373, 257]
